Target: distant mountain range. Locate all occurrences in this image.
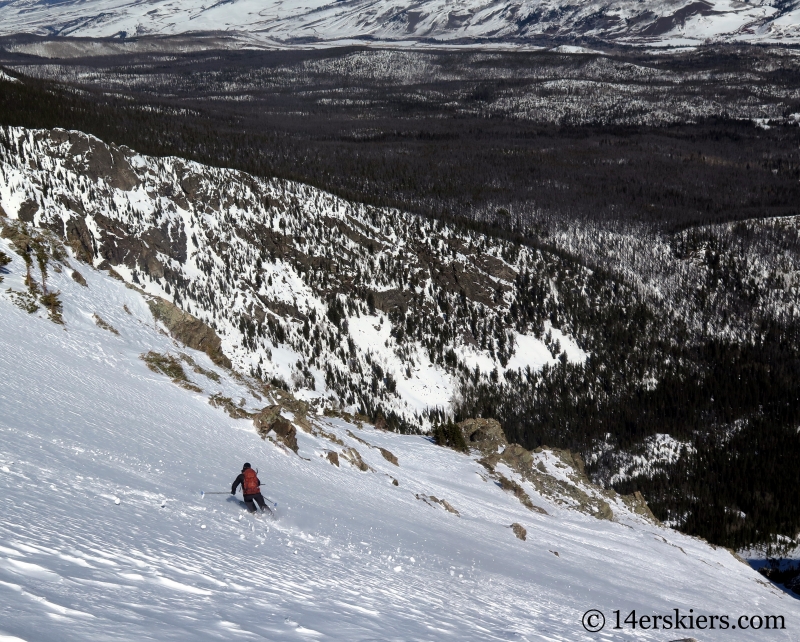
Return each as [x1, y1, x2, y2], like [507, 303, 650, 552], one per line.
[0, 0, 798, 47]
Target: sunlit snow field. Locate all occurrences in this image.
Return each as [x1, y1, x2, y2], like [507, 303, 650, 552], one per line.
[1, 239, 798, 641]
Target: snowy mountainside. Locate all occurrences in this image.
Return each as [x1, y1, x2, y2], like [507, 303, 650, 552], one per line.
[0, 0, 799, 46]
[0, 125, 588, 429]
[0, 225, 797, 641]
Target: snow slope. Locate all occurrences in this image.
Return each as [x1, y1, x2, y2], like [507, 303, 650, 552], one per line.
[1, 221, 798, 640]
[0, 0, 798, 47]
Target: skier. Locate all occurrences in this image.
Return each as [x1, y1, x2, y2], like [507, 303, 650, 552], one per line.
[231, 463, 270, 514]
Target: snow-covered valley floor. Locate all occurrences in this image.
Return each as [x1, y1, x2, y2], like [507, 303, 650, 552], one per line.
[1, 234, 798, 641]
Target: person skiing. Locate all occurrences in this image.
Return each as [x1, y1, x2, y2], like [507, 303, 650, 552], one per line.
[231, 463, 270, 514]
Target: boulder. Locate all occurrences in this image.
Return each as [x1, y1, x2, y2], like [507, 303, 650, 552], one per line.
[501, 444, 534, 469]
[511, 523, 527, 541]
[254, 405, 298, 453]
[341, 447, 371, 472]
[457, 418, 507, 454]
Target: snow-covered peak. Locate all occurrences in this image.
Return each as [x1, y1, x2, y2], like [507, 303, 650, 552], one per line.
[0, 0, 799, 47]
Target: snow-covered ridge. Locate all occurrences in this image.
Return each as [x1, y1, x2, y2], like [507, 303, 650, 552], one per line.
[0, 0, 798, 47]
[0, 125, 587, 428]
[1, 225, 796, 641]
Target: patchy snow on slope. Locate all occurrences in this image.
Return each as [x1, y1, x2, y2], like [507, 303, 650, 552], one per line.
[348, 311, 454, 413]
[550, 45, 605, 55]
[1, 231, 797, 641]
[0, 126, 595, 429]
[609, 433, 695, 485]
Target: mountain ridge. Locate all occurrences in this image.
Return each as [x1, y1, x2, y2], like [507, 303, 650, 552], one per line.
[1, 0, 799, 47]
[0, 124, 591, 430]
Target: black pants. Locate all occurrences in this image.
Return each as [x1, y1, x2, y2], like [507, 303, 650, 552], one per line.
[243, 492, 268, 514]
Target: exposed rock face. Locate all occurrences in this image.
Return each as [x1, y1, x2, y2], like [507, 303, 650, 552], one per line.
[525, 447, 614, 521]
[502, 444, 534, 470]
[341, 447, 371, 472]
[209, 394, 252, 419]
[621, 490, 660, 524]
[378, 447, 398, 466]
[271, 417, 299, 453]
[464, 416, 621, 522]
[344, 429, 398, 465]
[429, 496, 459, 516]
[326, 451, 340, 467]
[416, 494, 459, 516]
[52, 130, 140, 192]
[494, 471, 548, 515]
[511, 523, 527, 541]
[147, 296, 231, 369]
[64, 216, 94, 263]
[18, 199, 39, 223]
[458, 418, 507, 454]
[346, 429, 370, 446]
[253, 404, 281, 428]
[272, 395, 314, 434]
[253, 405, 298, 453]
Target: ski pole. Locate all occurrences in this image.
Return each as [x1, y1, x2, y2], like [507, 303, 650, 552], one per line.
[200, 491, 231, 497]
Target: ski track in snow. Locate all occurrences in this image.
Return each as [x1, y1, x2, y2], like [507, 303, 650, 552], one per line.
[0, 236, 798, 640]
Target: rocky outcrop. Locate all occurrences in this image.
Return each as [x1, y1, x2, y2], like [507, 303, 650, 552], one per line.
[458, 418, 507, 455]
[71, 270, 87, 286]
[494, 472, 548, 515]
[621, 490, 660, 524]
[64, 215, 95, 263]
[17, 199, 39, 223]
[253, 405, 298, 453]
[50, 130, 140, 192]
[340, 447, 371, 471]
[345, 429, 398, 465]
[465, 416, 619, 522]
[416, 494, 459, 516]
[209, 394, 252, 419]
[378, 447, 398, 466]
[511, 523, 527, 541]
[271, 417, 299, 453]
[432, 496, 458, 515]
[147, 296, 231, 368]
